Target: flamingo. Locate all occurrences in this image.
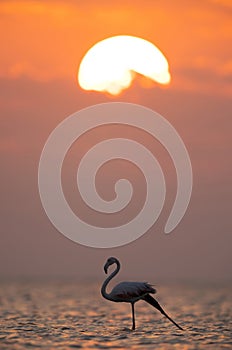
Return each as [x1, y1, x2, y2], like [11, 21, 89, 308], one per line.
[101, 257, 183, 331]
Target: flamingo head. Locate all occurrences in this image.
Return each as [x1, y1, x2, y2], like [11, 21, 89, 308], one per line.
[104, 257, 118, 274]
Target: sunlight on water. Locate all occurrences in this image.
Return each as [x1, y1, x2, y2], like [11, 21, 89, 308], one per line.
[0, 281, 231, 349]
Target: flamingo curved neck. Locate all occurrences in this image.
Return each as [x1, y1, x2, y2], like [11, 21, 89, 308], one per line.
[101, 260, 120, 301]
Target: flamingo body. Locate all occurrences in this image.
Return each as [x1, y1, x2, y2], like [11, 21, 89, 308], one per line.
[110, 281, 156, 302]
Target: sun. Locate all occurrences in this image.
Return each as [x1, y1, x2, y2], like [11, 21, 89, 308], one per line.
[78, 35, 171, 95]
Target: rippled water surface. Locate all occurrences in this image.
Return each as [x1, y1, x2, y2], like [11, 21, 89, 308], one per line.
[0, 281, 231, 349]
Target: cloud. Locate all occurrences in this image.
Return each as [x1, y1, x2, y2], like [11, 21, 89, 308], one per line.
[207, 0, 232, 9]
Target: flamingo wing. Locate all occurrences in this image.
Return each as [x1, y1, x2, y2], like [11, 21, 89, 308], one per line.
[110, 281, 156, 301]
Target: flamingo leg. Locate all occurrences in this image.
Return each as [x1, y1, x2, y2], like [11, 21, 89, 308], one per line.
[143, 294, 183, 330]
[131, 302, 135, 330]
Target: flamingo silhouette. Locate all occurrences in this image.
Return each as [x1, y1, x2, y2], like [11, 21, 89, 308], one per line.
[101, 257, 183, 331]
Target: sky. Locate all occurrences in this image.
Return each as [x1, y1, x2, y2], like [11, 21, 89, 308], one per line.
[1, 0, 231, 284]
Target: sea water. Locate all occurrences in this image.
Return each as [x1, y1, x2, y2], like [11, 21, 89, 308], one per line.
[0, 281, 231, 349]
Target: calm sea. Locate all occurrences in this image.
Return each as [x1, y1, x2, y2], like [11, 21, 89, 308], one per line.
[0, 281, 231, 349]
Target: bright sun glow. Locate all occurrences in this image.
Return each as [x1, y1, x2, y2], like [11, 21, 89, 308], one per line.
[78, 35, 171, 95]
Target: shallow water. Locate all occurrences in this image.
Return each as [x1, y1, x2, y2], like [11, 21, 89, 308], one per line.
[0, 281, 231, 349]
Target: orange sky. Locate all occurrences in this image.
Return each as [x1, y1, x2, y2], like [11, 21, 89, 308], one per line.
[0, 1, 231, 282]
[1, 0, 232, 95]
